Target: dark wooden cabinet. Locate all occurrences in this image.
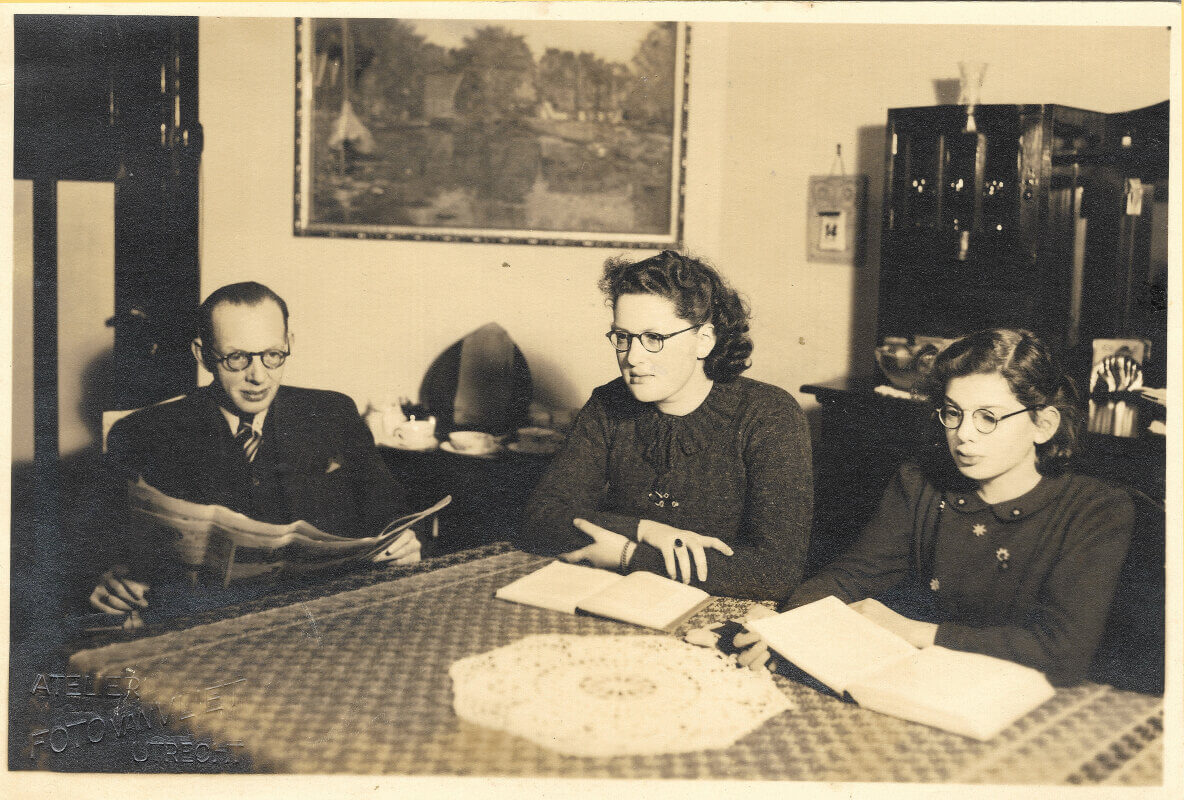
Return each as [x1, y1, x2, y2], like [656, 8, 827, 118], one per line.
[15, 15, 204, 412]
[878, 102, 1169, 384]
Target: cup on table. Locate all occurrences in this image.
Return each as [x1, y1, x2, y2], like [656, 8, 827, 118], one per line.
[448, 430, 496, 455]
[392, 418, 437, 450]
[382, 404, 408, 439]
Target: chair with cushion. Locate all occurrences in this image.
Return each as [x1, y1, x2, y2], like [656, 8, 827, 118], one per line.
[101, 395, 186, 453]
[1089, 486, 1164, 695]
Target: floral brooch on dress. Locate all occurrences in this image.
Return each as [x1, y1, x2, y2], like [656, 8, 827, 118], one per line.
[996, 547, 1010, 571]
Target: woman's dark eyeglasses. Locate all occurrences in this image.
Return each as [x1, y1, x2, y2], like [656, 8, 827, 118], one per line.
[210, 348, 290, 372]
[606, 324, 701, 354]
[938, 404, 1044, 434]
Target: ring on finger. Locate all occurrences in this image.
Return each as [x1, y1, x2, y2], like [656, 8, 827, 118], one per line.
[673, 538, 684, 548]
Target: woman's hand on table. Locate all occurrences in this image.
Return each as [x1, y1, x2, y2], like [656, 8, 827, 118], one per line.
[685, 605, 779, 671]
[89, 565, 150, 627]
[372, 529, 422, 565]
[559, 519, 630, 570]
[848, 598, 937, 648]
[637, 519, 734, 584]
[732, 605, 779, 671]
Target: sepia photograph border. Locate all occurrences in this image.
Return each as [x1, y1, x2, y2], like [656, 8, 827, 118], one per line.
[4, 1, 1182, 798]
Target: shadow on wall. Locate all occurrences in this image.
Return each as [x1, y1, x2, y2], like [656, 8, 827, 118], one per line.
[933, 79, 961, 105]
[526, 352, 586, 424]
[76, 347, 117, 448]
[845, 124, 887, 381]
[12, 346, 126, 642]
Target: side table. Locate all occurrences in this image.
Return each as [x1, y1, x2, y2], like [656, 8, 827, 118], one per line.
[378, 446, 554, 555]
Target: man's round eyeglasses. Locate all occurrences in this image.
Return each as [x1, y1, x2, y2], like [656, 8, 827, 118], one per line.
[211, 348, 290, 372]
[605, 324, 701, 354]
[938, 404, 1044, 434]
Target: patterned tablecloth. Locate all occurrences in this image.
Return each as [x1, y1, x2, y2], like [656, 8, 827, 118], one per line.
[68, 545, 1163, 782]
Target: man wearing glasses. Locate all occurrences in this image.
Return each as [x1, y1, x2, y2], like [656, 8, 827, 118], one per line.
[89, 281, 419, 618]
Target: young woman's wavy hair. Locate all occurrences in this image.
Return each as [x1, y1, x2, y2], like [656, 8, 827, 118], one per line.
[914, 328, 1081, 474]
[599, 250, 753, 382]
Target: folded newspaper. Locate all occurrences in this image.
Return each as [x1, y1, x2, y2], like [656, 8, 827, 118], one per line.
[127, 478, 450, 585]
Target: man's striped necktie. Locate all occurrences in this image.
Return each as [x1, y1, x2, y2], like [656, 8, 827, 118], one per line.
[234, 414, 261, 463]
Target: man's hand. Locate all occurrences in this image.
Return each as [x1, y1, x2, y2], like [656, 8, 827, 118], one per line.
[372, 529, 422, 565]
[558, 518, 629, 570]
[637, 519, 733, 584]
[848, 598, 937, 648]
[89, 566, 150, 615]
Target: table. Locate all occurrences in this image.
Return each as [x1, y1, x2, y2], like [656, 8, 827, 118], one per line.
[59, 544, 1164, 782]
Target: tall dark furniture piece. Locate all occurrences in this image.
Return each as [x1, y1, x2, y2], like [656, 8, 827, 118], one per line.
[15, 15, 203, 423]
[879, 101, 1169, 384]
[11, 17, 203, 719]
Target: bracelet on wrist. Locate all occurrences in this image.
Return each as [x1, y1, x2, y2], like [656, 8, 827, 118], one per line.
[619, 540, 637, 573]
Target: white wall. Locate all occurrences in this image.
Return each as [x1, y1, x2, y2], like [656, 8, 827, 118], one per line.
[10, 180, 115, 461]
[198, 19, 1170, 415]
[57, 182, 116, 456]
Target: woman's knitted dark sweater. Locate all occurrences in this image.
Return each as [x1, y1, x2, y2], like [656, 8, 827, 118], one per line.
[517, 376, 813, 599]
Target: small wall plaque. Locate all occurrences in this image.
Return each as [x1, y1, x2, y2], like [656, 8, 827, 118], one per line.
[807, 175, 866, 264]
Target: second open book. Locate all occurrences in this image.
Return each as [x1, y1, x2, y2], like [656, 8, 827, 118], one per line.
[747, 596, 1055, 741]
[495, 561, 712, 632]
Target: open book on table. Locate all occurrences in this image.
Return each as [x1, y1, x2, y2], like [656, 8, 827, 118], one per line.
[128, 478, 450, 586]
[746, 596, 1056, 741]
[495, 561, 713, 632]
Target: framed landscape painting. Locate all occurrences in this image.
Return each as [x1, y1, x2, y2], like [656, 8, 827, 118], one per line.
[294, 18, 689, 247]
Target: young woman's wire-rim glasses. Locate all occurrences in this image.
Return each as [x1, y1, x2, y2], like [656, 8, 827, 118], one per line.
[605, 324, 701, 354]
[938, 404, 1045, 434]
[210, 348, 290, 372]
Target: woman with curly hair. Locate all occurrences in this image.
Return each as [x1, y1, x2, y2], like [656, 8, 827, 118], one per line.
[517, 250, 813, 599]
[720, 328, 1133, 685]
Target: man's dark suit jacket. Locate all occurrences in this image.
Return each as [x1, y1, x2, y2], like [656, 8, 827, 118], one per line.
[102, 384, 407, 574]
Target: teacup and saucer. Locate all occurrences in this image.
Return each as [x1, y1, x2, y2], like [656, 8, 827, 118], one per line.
[391, 418, 438, 451]
[442, 431, 498, 458]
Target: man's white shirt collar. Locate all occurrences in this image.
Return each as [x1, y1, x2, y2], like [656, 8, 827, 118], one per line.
[219, 406, 268, 436]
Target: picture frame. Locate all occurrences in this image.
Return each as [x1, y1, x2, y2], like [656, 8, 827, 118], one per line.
[294, 18, 689, 248]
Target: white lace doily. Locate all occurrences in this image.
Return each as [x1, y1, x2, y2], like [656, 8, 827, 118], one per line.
[450, 634, 792, 757]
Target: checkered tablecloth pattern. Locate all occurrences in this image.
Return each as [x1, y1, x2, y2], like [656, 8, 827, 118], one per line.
[69, 548, 1163, 782]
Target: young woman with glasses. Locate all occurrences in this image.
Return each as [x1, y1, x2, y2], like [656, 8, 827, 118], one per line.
[718, 328, 1134, 686]
[517, 251, 813, 599]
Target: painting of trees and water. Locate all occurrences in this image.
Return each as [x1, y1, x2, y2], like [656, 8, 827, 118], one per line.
[295, 19, 688, 246]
